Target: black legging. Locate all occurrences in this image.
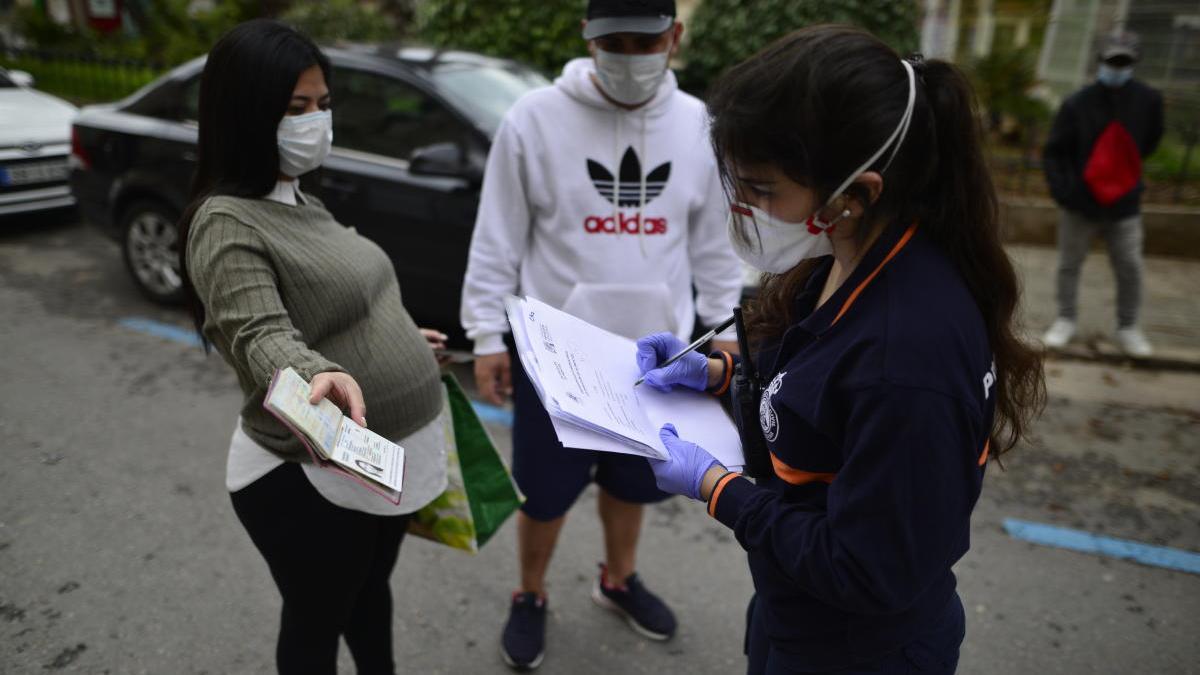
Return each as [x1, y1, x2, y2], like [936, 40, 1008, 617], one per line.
[231, 462, 411, 675]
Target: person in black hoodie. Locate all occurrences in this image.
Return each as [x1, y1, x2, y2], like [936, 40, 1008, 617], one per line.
[633, 25, 1046, 674]
[1041, 31, 1164, 357]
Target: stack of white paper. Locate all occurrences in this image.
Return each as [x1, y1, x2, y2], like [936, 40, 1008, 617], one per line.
[505, 296, 744, 470]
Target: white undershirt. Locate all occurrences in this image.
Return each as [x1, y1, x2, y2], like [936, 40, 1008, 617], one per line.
[222, 180, 448, 516]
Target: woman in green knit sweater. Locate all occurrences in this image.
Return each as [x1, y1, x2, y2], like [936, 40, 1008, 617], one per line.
[180, 20, 450, 674]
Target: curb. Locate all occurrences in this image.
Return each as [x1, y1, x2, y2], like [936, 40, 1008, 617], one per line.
[1044, 341, 1200, 373]
[1000, 197, 1200, 260]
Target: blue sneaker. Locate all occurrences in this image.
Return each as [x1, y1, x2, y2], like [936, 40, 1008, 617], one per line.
[501, 591, 546, 671]
[590, 563, 677, 641]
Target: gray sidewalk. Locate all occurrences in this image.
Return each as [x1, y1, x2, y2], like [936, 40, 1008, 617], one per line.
[1, 219, 1198, 674]
[1009, 244, 1200, 368]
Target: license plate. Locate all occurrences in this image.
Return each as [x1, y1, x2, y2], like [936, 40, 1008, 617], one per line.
[0, 160, 70, 187]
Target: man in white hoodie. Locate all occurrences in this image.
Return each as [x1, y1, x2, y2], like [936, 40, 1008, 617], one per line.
[460, 0, 742, 669]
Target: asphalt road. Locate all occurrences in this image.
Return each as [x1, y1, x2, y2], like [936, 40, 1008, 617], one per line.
[1, 215, 1197, 674]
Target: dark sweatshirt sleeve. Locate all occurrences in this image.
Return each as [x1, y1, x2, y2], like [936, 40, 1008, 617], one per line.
[709, 383, 982, 614]
[1042, 99, 1082, 209]
[1143, 89, 1165, 158]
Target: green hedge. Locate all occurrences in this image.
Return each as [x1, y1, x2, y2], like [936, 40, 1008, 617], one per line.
[0, 52, 163, 104]
[417, 1, 586, 77]
[280, 0, 401, 43]
[679, 0, 920, 95]
[415, 0, 919, 93]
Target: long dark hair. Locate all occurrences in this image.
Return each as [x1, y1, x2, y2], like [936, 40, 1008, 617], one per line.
[178, 19, 331, 343]
[709, 25, 1044, 456]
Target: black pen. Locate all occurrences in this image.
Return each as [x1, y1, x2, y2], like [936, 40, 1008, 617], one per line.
[634, 315, 737, 387]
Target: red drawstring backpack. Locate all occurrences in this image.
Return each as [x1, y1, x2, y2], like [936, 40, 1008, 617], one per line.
[1083, 120, 1142, 206]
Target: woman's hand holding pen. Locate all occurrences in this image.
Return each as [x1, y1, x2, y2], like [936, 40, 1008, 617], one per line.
[309, 371, 368, 427]
[636, 333, 729, 392]
[636, 333, 712, 392]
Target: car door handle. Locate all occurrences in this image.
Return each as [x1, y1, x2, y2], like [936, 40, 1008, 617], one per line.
[320, 176, 359, 195]
[183, 150, 198, 162]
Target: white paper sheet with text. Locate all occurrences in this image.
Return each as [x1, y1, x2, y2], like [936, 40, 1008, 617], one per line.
[510, 296, 743, 468]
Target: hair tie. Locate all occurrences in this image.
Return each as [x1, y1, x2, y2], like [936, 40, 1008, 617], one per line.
[904, 53, 927, 86]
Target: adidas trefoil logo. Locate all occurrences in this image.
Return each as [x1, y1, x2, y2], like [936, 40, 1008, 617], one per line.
[587, 147, 671, 208]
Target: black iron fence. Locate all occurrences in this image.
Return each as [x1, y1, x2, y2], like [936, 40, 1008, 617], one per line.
[0, 47, 166, 104]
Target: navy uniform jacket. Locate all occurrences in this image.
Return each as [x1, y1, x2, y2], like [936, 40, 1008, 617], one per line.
[708, 222, 996, 671]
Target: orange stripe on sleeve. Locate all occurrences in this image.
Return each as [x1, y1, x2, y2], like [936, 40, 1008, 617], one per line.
[707, 471, 742, 517]
[769, 453, 837, 486]
[710, 350, 734, 396]
[978, 439, 991, 466]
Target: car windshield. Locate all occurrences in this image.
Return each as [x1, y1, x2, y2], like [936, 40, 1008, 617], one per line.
[0, 71, 15, 88]
[431, 62, 549, 137]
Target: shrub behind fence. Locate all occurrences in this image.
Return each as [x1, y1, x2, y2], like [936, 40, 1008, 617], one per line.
[1, 48, 165, 104]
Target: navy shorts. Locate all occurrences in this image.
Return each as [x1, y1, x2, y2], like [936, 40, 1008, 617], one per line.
[510, 350, 670, 522]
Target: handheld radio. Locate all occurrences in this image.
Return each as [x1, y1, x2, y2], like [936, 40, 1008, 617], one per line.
[731, 307, 773, 480]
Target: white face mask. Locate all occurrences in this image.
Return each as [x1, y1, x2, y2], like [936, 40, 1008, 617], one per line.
[277, 110, 332, 177]
[729, 60, 918, 274]
[1097, 63, 1134, 88]
[728, 202, 838, 274]
[594, 47, 670, 105]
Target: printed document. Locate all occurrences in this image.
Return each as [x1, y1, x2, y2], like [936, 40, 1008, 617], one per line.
[264, 367, 406, 501]
[506, 296, 744, 469]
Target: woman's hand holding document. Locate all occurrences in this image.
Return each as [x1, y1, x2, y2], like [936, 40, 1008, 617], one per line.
[505, 296, 744, 470]
[264, 367, 406, 502]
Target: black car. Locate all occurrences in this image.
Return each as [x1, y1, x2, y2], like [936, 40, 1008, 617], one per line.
[70, 45, 549, 347]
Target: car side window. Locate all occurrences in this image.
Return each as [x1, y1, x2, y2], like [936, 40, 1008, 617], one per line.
[125, 74, 199, 123]
[331, 67, 472, 161]
[179, 76, 200, 123]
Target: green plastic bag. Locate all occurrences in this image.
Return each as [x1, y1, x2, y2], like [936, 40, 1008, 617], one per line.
[409, 374, 523, 553]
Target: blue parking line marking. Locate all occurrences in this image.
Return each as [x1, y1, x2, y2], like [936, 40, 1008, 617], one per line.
[472, 402, 514, 427]
[119, 317, 203, 349]
[1004, 518, 1200, 575]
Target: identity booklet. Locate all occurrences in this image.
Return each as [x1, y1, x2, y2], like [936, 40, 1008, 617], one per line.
[505, 296, 744, 470]
[264, 367, 406, 503]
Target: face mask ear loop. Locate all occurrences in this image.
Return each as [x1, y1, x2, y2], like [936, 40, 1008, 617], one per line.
[820, 59, 918, 217]
[878, 60, 917, 176]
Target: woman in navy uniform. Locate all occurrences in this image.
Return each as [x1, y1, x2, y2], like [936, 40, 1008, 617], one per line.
[635, 26, 1045, 674]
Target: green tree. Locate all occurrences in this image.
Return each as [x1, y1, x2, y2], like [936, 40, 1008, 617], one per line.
[680, 0, 920, 95]
[416, 0, 586, 76]
[966, 45, 1050, 144]
[10, 0, 261, 64]
[280, 0, 405, 43]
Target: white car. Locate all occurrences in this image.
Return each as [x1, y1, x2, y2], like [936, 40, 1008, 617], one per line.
[0, 68, 77, 217]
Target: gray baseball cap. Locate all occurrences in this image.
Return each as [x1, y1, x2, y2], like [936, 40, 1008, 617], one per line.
[583, 0, 676, 40]
[1100, 31, 1140, 61]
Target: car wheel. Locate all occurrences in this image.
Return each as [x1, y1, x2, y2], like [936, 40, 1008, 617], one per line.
[121, 199, 185, 304]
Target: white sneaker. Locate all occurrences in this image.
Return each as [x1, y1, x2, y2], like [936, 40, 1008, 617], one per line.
[1115, 327, 1153, 358]
[1041, 318, 1076, 349]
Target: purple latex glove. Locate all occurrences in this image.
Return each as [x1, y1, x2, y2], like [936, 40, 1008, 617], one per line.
[636, 332, 708, 392]
[649, 424, 723, 500]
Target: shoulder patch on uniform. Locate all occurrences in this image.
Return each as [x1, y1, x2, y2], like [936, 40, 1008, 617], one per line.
[760, 371, 786, 443]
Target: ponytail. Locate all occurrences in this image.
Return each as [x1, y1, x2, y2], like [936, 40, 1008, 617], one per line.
[917, 59, 1046, 455]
